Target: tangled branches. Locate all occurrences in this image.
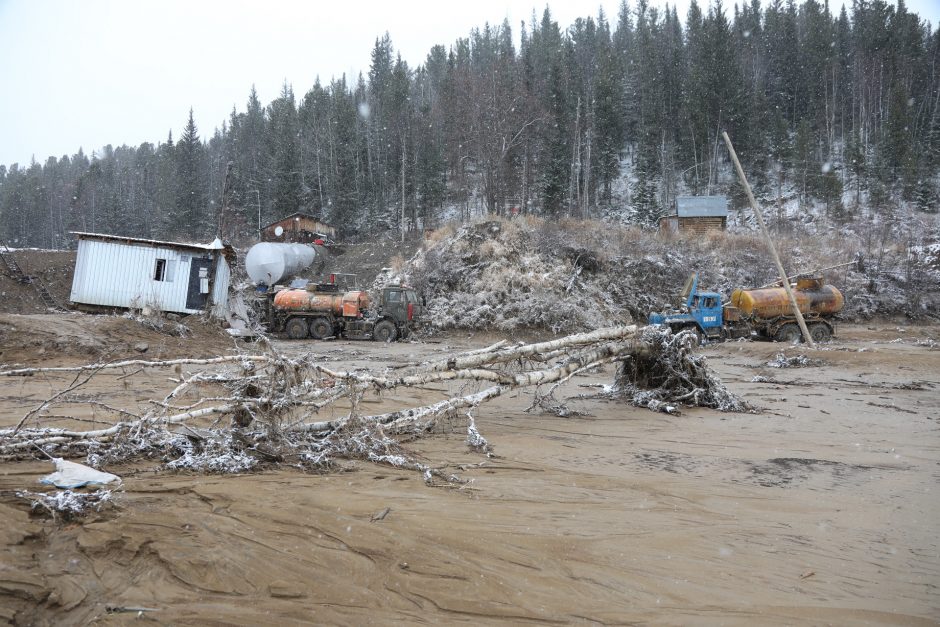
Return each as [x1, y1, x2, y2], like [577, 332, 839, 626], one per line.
[1, 325, 748, 481]
[615, 327, 751, 414]
[14, 488, 116, 521]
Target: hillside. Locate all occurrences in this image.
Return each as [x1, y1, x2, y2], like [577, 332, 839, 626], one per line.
[0, 249, 75, 314]
[3, 215, 939, 337]
[390, 216, 940, 333]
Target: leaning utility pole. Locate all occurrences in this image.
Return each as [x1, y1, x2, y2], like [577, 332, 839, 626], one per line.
[722, 132, 815, 348]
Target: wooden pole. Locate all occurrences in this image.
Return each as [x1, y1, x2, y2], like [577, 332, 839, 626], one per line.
[722, 132, 815, 348]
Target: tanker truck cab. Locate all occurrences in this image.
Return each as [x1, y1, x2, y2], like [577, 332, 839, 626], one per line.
[648, 274, 730, 343]
[373, 285, 422, 341]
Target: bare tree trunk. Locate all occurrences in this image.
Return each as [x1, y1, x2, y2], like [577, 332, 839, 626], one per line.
[1, 324, 748, 476]
[582, 111, 592, 217]
[570, 97, 581, 218]
[401, 136, 406, 242]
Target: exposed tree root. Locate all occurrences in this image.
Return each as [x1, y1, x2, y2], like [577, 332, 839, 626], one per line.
[614, 327, 751, 414]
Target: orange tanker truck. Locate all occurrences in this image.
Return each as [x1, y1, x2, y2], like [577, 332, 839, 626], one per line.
[649, 273, 844, 343]
[267, 282, 422, 341]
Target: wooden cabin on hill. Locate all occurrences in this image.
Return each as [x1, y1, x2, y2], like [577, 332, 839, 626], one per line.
[659, 196, 728, 235]
[261, 213, 336, 244]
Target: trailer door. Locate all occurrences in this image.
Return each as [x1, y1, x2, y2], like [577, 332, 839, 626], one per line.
[185, 257, 214, 311]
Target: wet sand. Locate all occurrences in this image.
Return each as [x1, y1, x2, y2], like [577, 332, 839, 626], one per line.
[1, 323, 938, 625]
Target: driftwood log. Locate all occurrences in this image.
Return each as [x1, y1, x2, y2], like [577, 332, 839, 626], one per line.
[0, 325, 747, 480]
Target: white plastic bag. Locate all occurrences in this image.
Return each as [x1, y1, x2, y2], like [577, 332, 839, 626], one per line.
[40, 458, 120, 489]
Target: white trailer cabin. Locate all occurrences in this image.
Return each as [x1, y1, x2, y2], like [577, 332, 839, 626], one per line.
[69, 232, 235, 317]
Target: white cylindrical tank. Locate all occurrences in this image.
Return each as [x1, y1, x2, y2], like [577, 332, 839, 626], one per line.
[245, 243, 316, 285]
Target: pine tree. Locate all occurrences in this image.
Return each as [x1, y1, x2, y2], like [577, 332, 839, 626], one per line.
[266, 82, 303, 219]
[327, 76, 361, 228]
[175, 109, 207, 238]
[593, 9, 624, 205]
[1, 0, 938, 237]
[632, 156, 661, 226]
[846, 128, 866, 209]
[791, 119, 816, 207]
[238, 86, 267, 236]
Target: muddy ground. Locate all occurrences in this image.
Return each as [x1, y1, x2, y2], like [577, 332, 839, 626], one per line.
[0, 318, 938, 625]
[0, 312, 237, 366]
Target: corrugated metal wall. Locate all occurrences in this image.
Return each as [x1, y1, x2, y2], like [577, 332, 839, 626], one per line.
[70, 239, 224, 315]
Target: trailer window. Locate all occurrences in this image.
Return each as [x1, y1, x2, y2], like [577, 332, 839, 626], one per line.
[154, 258, 167, 281]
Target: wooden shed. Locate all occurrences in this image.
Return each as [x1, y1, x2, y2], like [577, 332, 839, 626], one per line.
[261, 213, 336, 244]
[69, 232, 235, 317]
[660, 196, 728, 235]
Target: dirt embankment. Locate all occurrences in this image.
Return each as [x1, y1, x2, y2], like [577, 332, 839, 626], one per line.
[0, 313, 236, 366]
[0, 250, 75, 314]
[0, 324, 938, 625]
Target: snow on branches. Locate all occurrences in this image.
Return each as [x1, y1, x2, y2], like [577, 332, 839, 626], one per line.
[0, 325, 747, 482]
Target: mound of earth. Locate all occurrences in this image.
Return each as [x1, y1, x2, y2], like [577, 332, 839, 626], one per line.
[395, 216, 940, 334]
[0, 249, 75, 314]
[0, 312, 236, 366]
[293, 235, 421, 288]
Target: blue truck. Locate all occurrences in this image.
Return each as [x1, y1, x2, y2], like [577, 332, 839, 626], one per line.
[649, 273, 844, 344]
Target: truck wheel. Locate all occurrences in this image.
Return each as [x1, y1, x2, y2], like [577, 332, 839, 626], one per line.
[809, 323, 831, 343]
[774, 323, 801, 343]
[373, 320, 398, 342]
[309, 317, 333, 340]
[285, 317, 309, 340]
[676, 325, 703, 346]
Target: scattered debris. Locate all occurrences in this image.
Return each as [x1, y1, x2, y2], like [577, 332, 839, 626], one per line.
[370, 507, 391, 522]
[16, 488, 115, 521]
[105, 606, 161, 615]
[765, 353, 827, 368]
[466, 413, 492, 455]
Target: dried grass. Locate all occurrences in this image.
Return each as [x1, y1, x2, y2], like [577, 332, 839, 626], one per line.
[397, 214, 940, 334]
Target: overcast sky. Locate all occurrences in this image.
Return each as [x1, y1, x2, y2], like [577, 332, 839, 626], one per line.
[1, 0, 937, 168]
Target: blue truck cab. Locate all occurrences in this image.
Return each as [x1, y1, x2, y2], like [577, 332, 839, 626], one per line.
[648, 274, 725, 342]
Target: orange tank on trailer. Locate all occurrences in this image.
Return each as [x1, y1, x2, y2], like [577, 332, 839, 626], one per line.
[272, 289, 370, 317]
[730, 278, 844, 320]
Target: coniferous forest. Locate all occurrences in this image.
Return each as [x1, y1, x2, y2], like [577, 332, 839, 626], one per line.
[1, 0, 937, 248]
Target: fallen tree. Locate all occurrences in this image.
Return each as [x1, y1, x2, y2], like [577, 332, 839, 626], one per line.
[0, 326, 748, 482]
